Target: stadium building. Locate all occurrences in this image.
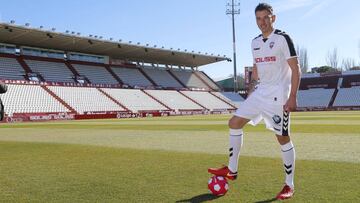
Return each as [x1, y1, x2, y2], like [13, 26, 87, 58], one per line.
[0, 22, 359, 123]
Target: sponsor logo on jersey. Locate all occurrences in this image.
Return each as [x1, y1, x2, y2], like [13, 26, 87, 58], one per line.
[255, 56, 276, 63]
[272, 115, 282, 124]
[269, 42, 275, 49]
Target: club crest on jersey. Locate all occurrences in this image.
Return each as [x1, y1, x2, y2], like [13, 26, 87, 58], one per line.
[269, 42, 275, 49]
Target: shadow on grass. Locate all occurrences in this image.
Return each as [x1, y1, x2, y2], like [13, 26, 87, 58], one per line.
[176, 193, 221, 203]
[254, 197, 278, 203]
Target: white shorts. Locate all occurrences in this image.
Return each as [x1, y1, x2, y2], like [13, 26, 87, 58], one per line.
[234, 91, 290, 136]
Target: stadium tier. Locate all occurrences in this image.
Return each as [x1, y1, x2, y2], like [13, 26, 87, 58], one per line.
[1, 84, 70, 115]
[170, 69, 209, 89]
[101, 88, 169, 112]
[0, 56, 25, 80]
[144, 89, 204, 111]
[24, 59, 74, 83]
[72, 63, 119, 85]
[179, 90, 236, 111]
[333, 86, 360, 107]
[111, 66, 153, 87]
[213, 92, 245, 108]
[297, 88, 335, 108]
[47, 86, 126, 114]
[142, 67, 183, 88]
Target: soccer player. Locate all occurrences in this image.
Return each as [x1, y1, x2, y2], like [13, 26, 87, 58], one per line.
[208, 3, 300, 200]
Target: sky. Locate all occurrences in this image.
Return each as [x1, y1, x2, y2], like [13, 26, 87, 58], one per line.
[1, 0, 359, 80]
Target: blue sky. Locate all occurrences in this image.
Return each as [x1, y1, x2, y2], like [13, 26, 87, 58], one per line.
[1, 0, 359, 80]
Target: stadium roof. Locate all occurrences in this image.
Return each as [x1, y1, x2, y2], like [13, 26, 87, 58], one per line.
[0, 22, 231, 67]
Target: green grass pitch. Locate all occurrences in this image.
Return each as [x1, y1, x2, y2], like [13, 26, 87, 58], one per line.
[0, 111, 359, 202]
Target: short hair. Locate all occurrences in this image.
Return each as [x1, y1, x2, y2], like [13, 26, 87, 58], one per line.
[255, 3, 274, 14]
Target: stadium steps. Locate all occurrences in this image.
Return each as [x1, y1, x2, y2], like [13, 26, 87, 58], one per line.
[41, 85, 77, 113]
[140, 89, 173, 111]
[138, 68, 157, 86]
[177, 91, 208, 111]
[328, 88, 339, 107]
[166, 69, 187, 88]
[193, 71, 215, 91]
[208, 91, 237, 109]
[104, 65, 123, 85]
[97, 88, 130, 112]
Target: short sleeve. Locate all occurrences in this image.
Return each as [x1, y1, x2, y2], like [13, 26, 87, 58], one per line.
[280, 34, 297, 60]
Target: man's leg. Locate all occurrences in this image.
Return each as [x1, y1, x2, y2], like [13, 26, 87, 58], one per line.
[227, 116, 249, 173]
[208, 116, 249, 180]
[276, 134, 295, 200]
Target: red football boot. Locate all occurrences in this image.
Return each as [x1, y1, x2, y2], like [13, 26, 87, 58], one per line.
[207, 166, 237, 180]
[276, 185, 294, 200]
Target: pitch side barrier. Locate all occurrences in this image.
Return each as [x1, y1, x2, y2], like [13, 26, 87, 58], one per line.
[1, 110, 234, 123]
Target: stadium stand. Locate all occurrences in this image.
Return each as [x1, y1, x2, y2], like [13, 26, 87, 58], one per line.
[144, 90, 204, 111]
[196, 71, 220, 90]
[180, 91, 235, 110]
[101, 88, 169, 112]
[1, 84, 70, 115]
[24, 59, 74, 82]
[170, 69, 208, 89]
[297, 88, 335, 108]
[142, 67, 183, 88]
[111, 66, 153, 87]
[72, 63, 118, 84]
[212, 92, 244, 108]
[47, 86, 125, 114]
[0, 56, 25, 80]
[333, 86, 360, 107]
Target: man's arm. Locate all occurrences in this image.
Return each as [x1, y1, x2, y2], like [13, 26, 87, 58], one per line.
[284, 57, 301, 112]
[248, 64, 259, 95]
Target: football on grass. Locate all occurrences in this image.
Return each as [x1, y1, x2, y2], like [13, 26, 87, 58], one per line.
[208, 175, 229, 196]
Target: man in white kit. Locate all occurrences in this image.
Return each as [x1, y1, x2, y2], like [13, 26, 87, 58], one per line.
[208, 3, 301, 200]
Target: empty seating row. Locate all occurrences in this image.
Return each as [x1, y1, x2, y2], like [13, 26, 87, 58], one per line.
[25, 60, 74, 82]
[171, 70, 208, 89]
[180, 91, 235, 110]
[48, 86, 124, 114]
[0, 57, 25, 80]
[1, 84, 69, 115]
[142, 67, 183, 88]
[297, 88, 335, 107]
[72, 64, 118, 85]
[333, 87, 360, 106]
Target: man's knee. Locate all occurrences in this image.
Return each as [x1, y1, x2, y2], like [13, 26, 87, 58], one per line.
[276, 135, 291, 145]
[228, 116, 249, 129]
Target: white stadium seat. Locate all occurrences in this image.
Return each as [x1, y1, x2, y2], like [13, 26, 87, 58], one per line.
[180, 91, 234, 110]
[48, 86, 124, 114]
[101, 88, 168, 112]
[1, 84, 69, 115]
[145, 90, 203, 111]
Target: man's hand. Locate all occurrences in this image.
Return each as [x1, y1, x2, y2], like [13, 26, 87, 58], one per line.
[283, 95, 297, 112]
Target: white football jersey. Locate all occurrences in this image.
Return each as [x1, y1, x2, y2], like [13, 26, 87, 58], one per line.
[251, 29, 297, 105]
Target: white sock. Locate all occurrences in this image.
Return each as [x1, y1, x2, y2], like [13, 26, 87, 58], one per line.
[281, 141, 295, 189]
[228, 129, 243, 173]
